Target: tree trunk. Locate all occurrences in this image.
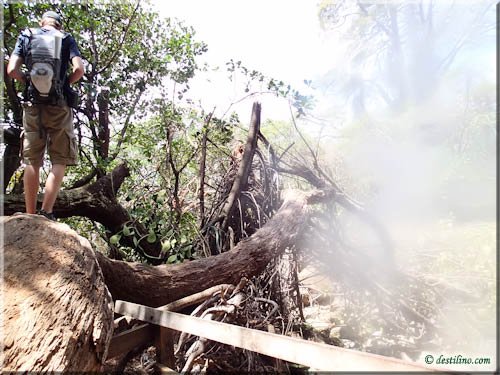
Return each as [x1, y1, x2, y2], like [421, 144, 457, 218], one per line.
[2, 214, 114, 372]
[97, 189, 318, 307]
[2, 189, 329, 370]
[3, 163, 162, 259]
[274, 247, 305, 323]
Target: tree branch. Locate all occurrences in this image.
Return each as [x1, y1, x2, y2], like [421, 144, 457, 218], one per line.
[220, 102, 261, 230]
[97, 0, 140, 75]
[97, 189, 319, 307]
[3, 163, 163, 260]
[199, 111, 214, 225]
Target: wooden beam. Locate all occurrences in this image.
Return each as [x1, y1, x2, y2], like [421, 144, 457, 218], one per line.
[115, 300, 439, 372]
[155, 326, 176, 369]
[107, 324, 155, 359]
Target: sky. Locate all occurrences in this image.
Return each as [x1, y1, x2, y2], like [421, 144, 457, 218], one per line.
[150, 0, 335, 121]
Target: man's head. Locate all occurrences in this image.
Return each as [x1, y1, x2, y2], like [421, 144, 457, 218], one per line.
[40, 11, 62, 29]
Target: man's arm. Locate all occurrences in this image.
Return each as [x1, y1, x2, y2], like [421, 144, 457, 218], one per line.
[6, 54, 27, 84]
[68, 56, 84, 84]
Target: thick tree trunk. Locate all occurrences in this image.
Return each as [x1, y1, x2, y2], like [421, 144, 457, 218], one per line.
[3, 163, 130, 230]
[2, 189, 328, 370]
[2, 214, 114, 372]
[97, 189, 319, 307]
[3, 163, 161, 258]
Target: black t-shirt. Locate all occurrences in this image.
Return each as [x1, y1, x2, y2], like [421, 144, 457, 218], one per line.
[13, 27, 81, 88]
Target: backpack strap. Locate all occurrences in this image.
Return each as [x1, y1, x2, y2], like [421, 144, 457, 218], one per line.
[22, 28, 68, 39]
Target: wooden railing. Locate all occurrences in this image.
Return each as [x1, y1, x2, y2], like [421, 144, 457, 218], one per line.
[109, 297, 442, 373]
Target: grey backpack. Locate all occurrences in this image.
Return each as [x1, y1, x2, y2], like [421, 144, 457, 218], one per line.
[24, 28, 68, 104]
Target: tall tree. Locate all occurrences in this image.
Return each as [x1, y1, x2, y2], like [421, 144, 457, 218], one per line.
[3, 1, 207, 188]
[317, 0, 495, 116]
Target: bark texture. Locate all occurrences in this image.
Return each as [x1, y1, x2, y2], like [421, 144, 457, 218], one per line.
[2, 214, 114, 372]
[1, 189, 326, 370]
[97, 189, 316, 307]
[3, 163, 161, 259]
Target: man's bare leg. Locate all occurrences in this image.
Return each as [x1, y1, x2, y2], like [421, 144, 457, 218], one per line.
[41, 164, 66, 214]
[24, 164, 40, 214]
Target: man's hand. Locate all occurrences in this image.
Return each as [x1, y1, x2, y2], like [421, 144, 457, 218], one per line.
[6, 54, 27, 83]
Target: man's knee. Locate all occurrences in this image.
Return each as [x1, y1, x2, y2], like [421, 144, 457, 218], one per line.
[51, 164, 67, 178]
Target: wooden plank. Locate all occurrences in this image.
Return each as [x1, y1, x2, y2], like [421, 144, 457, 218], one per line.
[107, 323, 155, 359]
[115, 300, 439, 372]
[155, 326, 176, 368]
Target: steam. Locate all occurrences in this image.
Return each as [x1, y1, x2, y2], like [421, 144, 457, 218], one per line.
[298, 3, 496, 371]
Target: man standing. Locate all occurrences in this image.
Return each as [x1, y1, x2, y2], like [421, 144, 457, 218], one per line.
[7, 11, 84, 220]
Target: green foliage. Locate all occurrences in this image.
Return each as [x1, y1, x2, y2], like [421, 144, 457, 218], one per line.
[3, 1, 311, 265]
[109, 99, 239, 263]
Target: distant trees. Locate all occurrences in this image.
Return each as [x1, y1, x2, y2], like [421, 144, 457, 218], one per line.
[313, 1, 495, 221]
[317, 0, 495, 115]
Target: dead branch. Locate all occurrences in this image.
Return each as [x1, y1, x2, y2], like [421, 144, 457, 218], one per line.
[220, 102, 261, 231]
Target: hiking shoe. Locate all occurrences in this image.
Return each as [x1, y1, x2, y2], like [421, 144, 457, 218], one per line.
[37, 209, 56, 221]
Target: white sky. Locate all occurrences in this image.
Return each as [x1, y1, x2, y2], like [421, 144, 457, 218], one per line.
[150, 0, 336, 121]
[149, 0, 495, 124]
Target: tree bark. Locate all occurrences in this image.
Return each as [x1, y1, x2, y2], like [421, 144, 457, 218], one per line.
[97, 88, 110, 159]
[3, 62, 23, 191]
[2, 188, 334, 370]
[220, 102, 261, 231]
[3, 163, 161, 258]
[2, 214, 114, 372]
[96, 189, 320, 307]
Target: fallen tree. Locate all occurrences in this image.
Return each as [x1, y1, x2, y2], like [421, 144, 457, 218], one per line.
[2, 214, 114, 372]
[96, 189, 332, 307]
[2, 189, 331, 371]
[3, 163, 162, 260]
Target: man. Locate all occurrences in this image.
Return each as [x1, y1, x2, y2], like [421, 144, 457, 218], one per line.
[7, 11, 84, 220]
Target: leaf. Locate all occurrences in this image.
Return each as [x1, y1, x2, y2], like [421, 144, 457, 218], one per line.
[147, 232, 157, 243]
[123, 225, 133, 236]
[180, 235, 187, 244]
[162, 239, 171, 252]
[110, 234, 121, 245]
[167, 254, 177, 263]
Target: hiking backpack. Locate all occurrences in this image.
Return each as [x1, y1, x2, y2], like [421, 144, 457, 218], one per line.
[23, 28, 68, 104]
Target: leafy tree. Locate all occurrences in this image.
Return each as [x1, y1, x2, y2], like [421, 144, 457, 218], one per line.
[3, 1, 208, 186]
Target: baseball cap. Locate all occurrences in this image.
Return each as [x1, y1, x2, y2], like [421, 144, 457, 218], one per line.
[41, 11, 62, 25]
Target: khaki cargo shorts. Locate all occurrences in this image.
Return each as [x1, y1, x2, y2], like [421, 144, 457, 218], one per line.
[22, 103, 78, 167]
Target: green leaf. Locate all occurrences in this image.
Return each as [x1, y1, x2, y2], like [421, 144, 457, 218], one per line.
[162, 239, 171, 252]
[110, 234, 121, 245]
[180, 235, 187, 244]
[147, 232, 157, 243]
[167, 254, 177, 263]
[123, 225, 133, 236]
